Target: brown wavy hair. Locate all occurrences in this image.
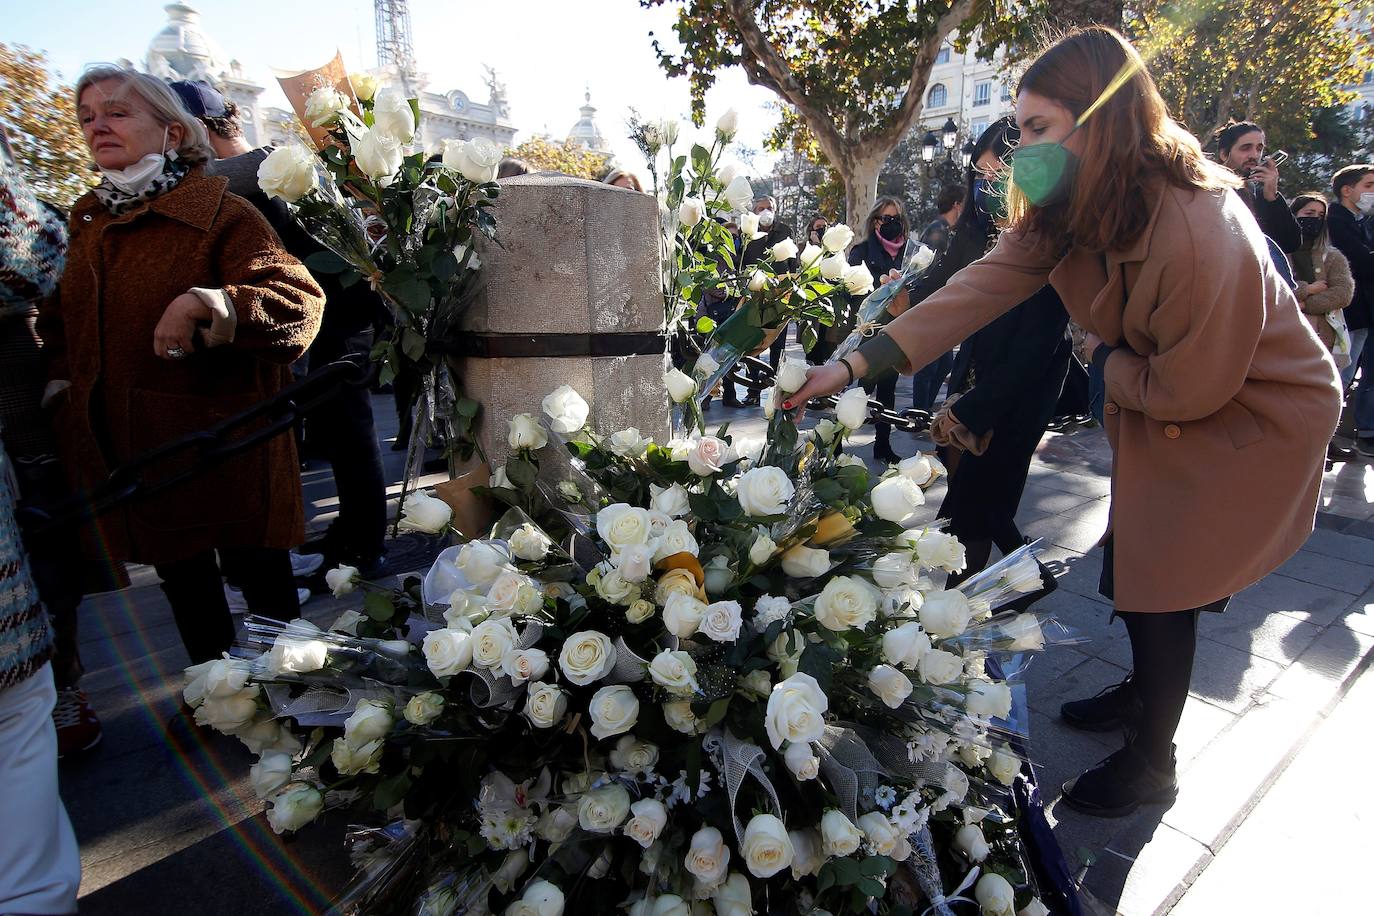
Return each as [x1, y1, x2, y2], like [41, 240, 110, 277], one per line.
[1007, 27, 1237, 253]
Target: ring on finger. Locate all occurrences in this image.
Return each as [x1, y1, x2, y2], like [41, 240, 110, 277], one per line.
[167, 346, 187, 359]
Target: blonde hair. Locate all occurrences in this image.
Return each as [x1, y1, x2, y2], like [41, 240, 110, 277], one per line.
[75, 64, 214, 165]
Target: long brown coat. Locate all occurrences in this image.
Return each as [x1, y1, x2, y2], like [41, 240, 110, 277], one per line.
[876, 184, 1341, 612]
[41, 169, 324, 566]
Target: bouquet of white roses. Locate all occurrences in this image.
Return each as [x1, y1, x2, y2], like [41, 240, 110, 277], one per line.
[187, 383, 1074, 916]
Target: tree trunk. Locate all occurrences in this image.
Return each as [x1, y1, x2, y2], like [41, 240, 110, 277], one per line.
[839, 152, 887, 242]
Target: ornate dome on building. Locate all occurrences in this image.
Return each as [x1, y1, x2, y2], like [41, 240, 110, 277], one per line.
[138, 1, 517, 152]
[567, 89, 611, 155]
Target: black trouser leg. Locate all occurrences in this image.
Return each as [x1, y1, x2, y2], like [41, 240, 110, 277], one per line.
[220, 546, 299, 622]
[945, 538, 993, 589]
[863, 372, 898, 453]
[1120, 608, 1201, 768]
[155, 551, 236, 664]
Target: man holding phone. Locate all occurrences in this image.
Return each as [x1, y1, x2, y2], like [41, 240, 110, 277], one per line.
[1216, 120, 1302, 253]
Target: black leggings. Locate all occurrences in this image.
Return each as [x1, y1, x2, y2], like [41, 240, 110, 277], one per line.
[1119, 608, 1201, 768]
[155, 547, 298, 664]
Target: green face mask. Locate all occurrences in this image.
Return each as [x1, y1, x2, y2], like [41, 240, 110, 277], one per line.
[1010, 133, 1079, 208]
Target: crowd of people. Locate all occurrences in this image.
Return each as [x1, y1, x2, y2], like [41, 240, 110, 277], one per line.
[0, 21, 1372, 914]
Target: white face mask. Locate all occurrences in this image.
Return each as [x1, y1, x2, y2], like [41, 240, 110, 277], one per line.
[101, 127, 173, 196]
[757, 208, 775, 228]
[1359, 192, 1374, 216]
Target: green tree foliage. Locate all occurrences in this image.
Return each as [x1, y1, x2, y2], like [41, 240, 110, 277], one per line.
[505, 135, 610, 180]
[0, 43, 96, 208]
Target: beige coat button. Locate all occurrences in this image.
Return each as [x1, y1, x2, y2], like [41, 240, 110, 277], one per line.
[1164, 423, 1182, 439]
[1104, 402, 1119, 415]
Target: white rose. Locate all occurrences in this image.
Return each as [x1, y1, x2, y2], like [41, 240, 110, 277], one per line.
[821, 223, 855, 253]
[665, 368, 698, 403]
[872, 552, 916, 589]
[716, 108, 739, 137]
[749, 530, 777, 566]
[649, 649, 699, 696]
[766, 629, 806, 666]
[441, 137, 501, 183]
[882, 621, 932, 669]
[842, 262, 874, 295]
[609, 735, 660, 774]
[1018, 899, 1051, 916]
[323, 563, 359, 598]
[975, 873, 1016, 916]
[912, 529, 967, 572]
[626, 598, 656, 624]
[966, 679, 1013, 720]
[698, 600, 743, 643]
[662, 699, 701, 735]
[884, 585, 924, 618]
[735, 466, 794, 517]
[687, 436, 734, 476]
[266, 782, 324, 834]
[918, 648, 964, 685]
[867, 664, 915, 709]
[747, 268, 770, 292]
[257, 145, 318, 203]
[740, 669, 772, 699]
[541, 384, 590, 436]
[404, 692, 445, 726]
[524, 682, 569, 728]
[820, 809, 862, 857]
[596, 503, 652, 554]
[331, 735, 384, 775]
[650, 483, 691, 517]
[783, 740, 820, 781]
[578, 783, 632, 833]
[589, 685, 640, 740]
[558, 480, 583, 503]
[988, 748, 1021, 787]
[679, 196, 705, 227]
[653, 519, 699, 562]
[684, 825, 731, 887]
[351, 126, 404, 181]
[834, 387, 869, 430]
[1005, 613, 1046, 651]
[788, 829, 824, 878]
[623, 797, 669, 848]
[655, 568, 702, 605]
[951, 822, 991, 862]
[607, 427, 651, 458]
[739, 210, 763, 240]
[695, 352, 721, 377]
[329, 609, 365, 636]
[558, 630, 616, 686]
[457, 539, 511, 587]
[920, 589, 973, 638]
[470, 618, 518, 669]
[489, 464, 512, 490]
[509, 523, 552, 562]
[249, 751, 294, 799]
[194, 689, 260, 733]
[262, 624, 331, 676]
[501, 647, 550, 685]
[344, 699, 393, 745]
[1004, 554, 1046, 593]
[444, 589, 486, 628]
[814, 575, 881, 631]
[371, 89, 416, 142]
[812, 419, 839, 444]
[774, 357, 810, 395]
[765, 672, 829, 750]
[819, 252, 848, 281]
[723, 174, 754, 212]
[712, 872, 753, 916]
[422, 627, 472, 677]
[762, 386, 779, 418]
[780, 544, 831, 579]
[871, 476, 926, 525]
[897, 453, 944, 486]
[740, 813, 794, 878]
[662, 593, 707, 638]
[348, 71, 379, 102]
[769, 237, 799, 263]
[508, 413, 548, 450]
[858, 811, 902, 856]
[611, 543, 653, 585]
[398, 490, 453, 534]
[303, 86, 347, 127]
[798, 243, 824, 270]
[492, 848, 530, 894]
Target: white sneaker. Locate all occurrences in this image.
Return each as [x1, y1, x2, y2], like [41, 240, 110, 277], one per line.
[290, 551, 325, 577]
[224, 584, 313, 615]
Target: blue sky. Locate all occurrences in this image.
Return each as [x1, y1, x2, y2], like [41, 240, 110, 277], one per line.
[5, 0, 781, 172]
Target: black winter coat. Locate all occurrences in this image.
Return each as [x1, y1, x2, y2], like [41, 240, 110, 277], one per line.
[1328, 204, 1374, 331]
[1235, 186, 1302, 255]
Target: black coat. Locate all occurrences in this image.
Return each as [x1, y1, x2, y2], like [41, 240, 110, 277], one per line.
[740, 222, 797, 272]
[1328, 204, 1374, 331]
[1235, 186, 1302, 254]
[906, 220, 1072, 545]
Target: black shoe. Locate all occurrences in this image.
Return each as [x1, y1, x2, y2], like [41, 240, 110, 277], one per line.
[1060, 673, 1141, 732]
[722, 395, 742, 408]
[1061, 743, 1177, 818]
[1357, 438, 1374, 459]
[872, 445, 900, 465]
[742, 392, 761, 406]
[1328, 442, 1357, 462]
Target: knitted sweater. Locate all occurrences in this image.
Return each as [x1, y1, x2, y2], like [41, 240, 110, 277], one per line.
[0, 155, 66, 311]
[0, 443, 51, 689]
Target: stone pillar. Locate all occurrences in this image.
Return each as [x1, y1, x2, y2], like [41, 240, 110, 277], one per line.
[457, 174, 669, 467]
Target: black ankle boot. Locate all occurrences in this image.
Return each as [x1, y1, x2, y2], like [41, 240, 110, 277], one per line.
[1060, 673, 1142, 732]
[1061, 742, 1177, 818]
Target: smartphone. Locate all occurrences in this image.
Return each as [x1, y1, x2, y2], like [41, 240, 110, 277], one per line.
[1269, 150, 1289, 166]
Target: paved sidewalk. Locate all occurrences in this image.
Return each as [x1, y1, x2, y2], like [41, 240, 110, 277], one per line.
[58, 375, 1374, 915]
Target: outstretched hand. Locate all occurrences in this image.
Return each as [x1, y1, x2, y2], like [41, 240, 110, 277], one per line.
[783, 360, 859, 412]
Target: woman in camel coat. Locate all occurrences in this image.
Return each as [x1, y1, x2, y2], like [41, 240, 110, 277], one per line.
[788, 29, 1340, 817]
[42, 66, 324, 664]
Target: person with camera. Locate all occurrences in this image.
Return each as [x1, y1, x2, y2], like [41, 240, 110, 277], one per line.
[1215, 120, 1301, 253]
[787, 27, 1340, 817]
